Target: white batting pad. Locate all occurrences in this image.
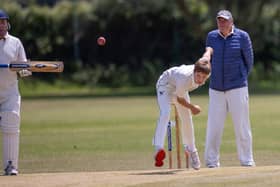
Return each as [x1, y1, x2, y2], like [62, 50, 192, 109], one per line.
[0, 111, 20, 170]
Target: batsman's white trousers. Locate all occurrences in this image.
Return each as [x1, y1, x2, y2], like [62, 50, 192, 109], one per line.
[153, 85, 197, 152]
[205, 87, 255, 167]
[0, 94, 21, 171]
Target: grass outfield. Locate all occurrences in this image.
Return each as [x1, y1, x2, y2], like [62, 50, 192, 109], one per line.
[1, 95, 280, 175]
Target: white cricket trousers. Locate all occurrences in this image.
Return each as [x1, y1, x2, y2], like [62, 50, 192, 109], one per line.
[0, 95, 21, 171]
[205, 87, 255, 167]
[153, 86, 197, 152]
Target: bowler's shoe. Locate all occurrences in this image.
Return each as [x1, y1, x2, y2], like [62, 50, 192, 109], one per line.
[154, 149, 166, 167]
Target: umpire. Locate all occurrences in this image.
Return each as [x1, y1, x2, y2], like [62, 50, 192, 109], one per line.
[200, 10, 255, 168]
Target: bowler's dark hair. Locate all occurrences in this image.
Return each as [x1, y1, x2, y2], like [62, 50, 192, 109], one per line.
[194, 60, 211, 75]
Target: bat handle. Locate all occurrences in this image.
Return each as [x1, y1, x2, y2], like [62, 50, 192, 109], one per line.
[0, 64, 10, 68]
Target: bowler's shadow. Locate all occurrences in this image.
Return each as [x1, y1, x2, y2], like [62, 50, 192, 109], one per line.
[131, 169, 183, 175]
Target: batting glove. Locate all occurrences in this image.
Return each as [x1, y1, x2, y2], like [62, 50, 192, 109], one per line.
[18, 69, 32, 77]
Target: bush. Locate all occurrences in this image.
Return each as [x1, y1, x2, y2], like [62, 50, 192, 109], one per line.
[2, 0, 279, 89]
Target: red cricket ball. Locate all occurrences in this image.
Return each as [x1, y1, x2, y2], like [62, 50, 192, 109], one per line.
[97, 36, 106, 46]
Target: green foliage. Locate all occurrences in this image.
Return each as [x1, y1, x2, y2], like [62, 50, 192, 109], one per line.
[1, 0, 280, 88]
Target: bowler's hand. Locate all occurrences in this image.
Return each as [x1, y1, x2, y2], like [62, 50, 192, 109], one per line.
[190, 105, 201, 115]
[18, 69, 32, 77]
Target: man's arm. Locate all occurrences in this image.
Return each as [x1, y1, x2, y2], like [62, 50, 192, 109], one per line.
[17, 39, 32, 77]
[241, 32, 254, 74]
[200, 47, 213, 63]
[177, 96, 201, 115]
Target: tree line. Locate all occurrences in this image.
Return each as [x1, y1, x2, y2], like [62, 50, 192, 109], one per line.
[2, 0, 280, 88]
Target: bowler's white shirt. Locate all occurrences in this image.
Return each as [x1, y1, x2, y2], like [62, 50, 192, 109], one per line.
[154, 64, 200, 151]
[0, 33, 26, 96]
[157, 65, 199, 98]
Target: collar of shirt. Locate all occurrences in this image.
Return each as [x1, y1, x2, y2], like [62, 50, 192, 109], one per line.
[218, 25, 235, 39]
[0, 33, 8, 40]
[191, 72, 199, 88]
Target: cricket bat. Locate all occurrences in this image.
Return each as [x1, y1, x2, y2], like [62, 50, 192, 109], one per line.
[0, 61, 64, 72]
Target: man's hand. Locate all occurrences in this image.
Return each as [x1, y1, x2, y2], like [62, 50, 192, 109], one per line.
[198, 57, 210, 64]
[18, 69, 32, 77]
[190, 105, 201, 115]
[199, 47, 213, 63]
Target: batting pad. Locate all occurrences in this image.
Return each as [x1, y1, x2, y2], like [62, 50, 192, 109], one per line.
[0, 111, 20, 170]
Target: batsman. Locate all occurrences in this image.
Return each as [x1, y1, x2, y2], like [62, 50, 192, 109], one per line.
[153, 58, 211, 170]
[0, 9, 32, 175]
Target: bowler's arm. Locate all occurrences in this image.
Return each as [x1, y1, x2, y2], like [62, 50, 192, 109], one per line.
[177, 96, 201, 115]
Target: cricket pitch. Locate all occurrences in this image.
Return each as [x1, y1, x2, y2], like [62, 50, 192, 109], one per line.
[1, 165, 280, 187]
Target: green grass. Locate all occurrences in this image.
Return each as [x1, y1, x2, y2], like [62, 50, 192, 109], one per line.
[19, 79, 155, 97]
[18, 79, 280, 98]
[0, 95, 280, 173]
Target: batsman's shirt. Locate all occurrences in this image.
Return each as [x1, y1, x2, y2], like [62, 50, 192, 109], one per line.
[0, 33, 26, 97]
[156, 64, 199, 99]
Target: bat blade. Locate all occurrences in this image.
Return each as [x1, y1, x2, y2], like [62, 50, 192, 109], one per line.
[9, 61, 64, 72]
[29, 61, 64, 72]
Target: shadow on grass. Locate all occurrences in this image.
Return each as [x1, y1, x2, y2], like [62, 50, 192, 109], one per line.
[131, 169, 183, 175]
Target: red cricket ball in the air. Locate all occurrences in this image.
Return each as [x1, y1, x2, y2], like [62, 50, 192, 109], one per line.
[97, 36, 106, 46]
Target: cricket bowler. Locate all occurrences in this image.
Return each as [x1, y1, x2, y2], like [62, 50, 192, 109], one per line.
[153, 58, 211, 170]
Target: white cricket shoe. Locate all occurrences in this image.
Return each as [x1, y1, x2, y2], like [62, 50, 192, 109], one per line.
[241, 162, 256, 167]
[4, 161, 18, 176]
[186, 149, 201, 170]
